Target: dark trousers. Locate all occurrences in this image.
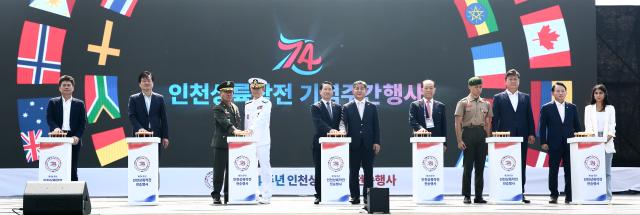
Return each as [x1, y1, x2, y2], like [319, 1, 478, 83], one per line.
[71, 144, 80, 181]
[312, 145, 321, 199]
[349, 140, 375, 199]
[211, 147, 229, 203]
[548, 143, 572, 201]
[461, 127, 487, 198]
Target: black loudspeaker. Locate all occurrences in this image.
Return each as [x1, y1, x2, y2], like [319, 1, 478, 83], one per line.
[366, 187, 389, 214]
[23, 181, 91, 215]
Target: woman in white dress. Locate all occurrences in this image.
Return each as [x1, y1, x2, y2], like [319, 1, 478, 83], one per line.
[583, 84, 616, 201]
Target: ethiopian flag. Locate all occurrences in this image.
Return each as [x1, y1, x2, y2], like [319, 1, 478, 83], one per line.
[454, 0, 499, 38]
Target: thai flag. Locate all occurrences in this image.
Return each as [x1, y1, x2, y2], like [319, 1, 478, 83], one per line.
[17, 21, 66, 85]
[101, 0, 138, 17]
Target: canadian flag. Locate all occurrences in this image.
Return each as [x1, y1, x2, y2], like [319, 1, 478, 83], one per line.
[526, 148, 549, 167]
[520, 5, 571, 69]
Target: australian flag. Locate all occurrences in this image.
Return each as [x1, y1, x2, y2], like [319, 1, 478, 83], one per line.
[17, 98, 51, 163]
[17, 20, 66, 85]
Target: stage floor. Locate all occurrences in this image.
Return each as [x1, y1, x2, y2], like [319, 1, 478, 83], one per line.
[2, 195, 639, 214]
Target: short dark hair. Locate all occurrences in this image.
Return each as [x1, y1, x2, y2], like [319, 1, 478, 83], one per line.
[551, 82, 567, 92]
[505, 69, 520, 80]
[321, 81, 334, 89]
[138, 71, 153, 83]
[353, 80, 368, 88]
[58, 75, 75, 86]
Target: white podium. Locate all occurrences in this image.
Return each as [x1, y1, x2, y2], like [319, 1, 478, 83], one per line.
[227, 136, 258, 204]
[319, 137, 351, 204]
[486, 137, 524, 204]
[37, 137, 74, 182]
[126, 137, 160, 205]
[567, 137, 608, 204]
[410, 136, 445, 204]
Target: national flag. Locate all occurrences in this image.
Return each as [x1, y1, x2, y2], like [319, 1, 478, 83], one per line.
[514, 0, 527, 5]
[17, 98, 51, 163]
[454, 0, 499, 38]
[471, 42, 506, 89]
[530, 80, 572, 135]
[526, 148, 549, 167]
[17, 21, 66, 85]
[85, 75, 120, 124]
[520, 5, 571, 68]
[29, 0, 76, 18]
[101, 0, 138, 17]
[92, 127, 128, 166]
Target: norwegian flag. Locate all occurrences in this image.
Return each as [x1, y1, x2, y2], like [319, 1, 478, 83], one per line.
[20, 129, 43, 163]
[16, 20, 67, 85]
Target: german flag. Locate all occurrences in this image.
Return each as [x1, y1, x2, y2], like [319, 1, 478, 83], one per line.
[92, 127, 128, 166]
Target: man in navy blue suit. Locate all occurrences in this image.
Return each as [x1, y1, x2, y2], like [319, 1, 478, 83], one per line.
[128, 71, 170, 150]
[46, 75, 87, 181]
[539, 82, 582, 204]
[310, 81, 343, 204]
[491, 69, 535, 203]
[339, 80, 380, 205]
[409, 80, 447, 150]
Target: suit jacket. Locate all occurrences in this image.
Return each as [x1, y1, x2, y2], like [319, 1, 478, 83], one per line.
[491, 91, 535, 137]
[409, 99, 447, 141]
[128, 92, 169, 139]
[584, 104, 616, 153]
[211, 102, 241, 149]
[539, 101, 582, 149]
[311, 100, 342, 147]
[341, 100, 380, 149]
[46, 97, 87, 142]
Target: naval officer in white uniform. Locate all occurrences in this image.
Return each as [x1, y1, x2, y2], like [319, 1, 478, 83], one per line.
[245, 77, 273, 204]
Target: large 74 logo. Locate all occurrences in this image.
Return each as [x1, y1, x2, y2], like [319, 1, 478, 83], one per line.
[272, 34, 323, 76]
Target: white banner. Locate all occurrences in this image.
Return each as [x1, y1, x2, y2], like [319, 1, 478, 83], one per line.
[227, 137, 258, 204]
[410, 137, 445, 204]
[127, 137, 160, 205]
[487, 137, 523, 204]
[568, 137, 607, 204]
[37, 137, 73, 182]
[319, 137, 351, 204]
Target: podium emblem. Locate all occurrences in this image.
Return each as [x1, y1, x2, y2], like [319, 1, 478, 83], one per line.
[500, 155, 516, 172]
[204, 171, 214, 190]
[134, 156, 150, 172]
[45, 156, 61, 172]
[328, 156, 344, 172]
[234, 155, 250, 171]
[422, 156, 438, 172]
[584, 155, 600, 171]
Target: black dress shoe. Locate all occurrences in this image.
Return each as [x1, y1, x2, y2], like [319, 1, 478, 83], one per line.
[474, 198, 487, 204]
[565, 199, 572, 204]
[364, 198, 368, 204]
[463, 196, 471, 204]
[549, 196, 558, 204]
[213, 197, 222, 205]
[314, 197, 320, 204]
[349, 198, 360, 205]
[522, 196, 531, 204]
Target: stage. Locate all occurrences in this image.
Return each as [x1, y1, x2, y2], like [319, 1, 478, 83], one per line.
[2, 195, 639, 214]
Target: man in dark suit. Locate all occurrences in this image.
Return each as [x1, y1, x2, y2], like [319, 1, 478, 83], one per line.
[491, 69, 535, 203]
[128, 71, 169, 150]
[46, 75, 87, 181]
[210, 81, 245, 205]
[539, 82, 582, 204]
[310, 81, 343, 204]
[409, 80, 447, 148]
[339, 80, 380, 205]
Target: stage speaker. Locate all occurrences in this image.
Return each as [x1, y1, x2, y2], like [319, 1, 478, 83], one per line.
[23, 181, 91, 215]
[366, 187, 389, 214]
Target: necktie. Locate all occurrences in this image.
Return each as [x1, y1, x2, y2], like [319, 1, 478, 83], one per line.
[425, 100, 431, 119]
[326, 101, 333, 120]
